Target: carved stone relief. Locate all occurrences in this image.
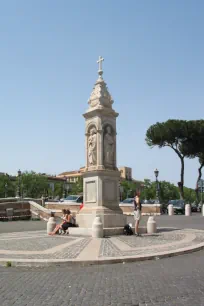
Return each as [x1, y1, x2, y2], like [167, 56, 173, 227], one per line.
[103, 125, 115, 167]
[88, 126, 97, 166]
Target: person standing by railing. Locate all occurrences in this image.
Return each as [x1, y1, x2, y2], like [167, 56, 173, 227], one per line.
[133, 191, 142, 236]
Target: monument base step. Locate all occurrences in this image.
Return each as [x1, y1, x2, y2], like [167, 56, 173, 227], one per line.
[69, 226, 148, 237]
[69, 227, 125, 237]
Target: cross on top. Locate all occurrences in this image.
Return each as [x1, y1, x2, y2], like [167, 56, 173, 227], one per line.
[97, 56, 104, 77]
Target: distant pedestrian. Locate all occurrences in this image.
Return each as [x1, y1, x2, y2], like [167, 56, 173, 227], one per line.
[133, 191, 142, 236]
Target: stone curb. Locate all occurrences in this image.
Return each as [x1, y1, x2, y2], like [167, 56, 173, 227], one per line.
[1, 239, 204, 267]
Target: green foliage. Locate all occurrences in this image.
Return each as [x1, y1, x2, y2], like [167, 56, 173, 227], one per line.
[199, 154, 204, 167]
[146, 119, 204, 199]
[52, 182, 64, 198]
[0, 175, 16, 198]
[183, 186, 197, 204]
[121, 178, 196, 204]
[120, 180, 143, 200]
[140, 179, 180, 203]
[180, 120, 204, 158]
[71, 177, 83, 195]
[20, 171, 48, 198]
[146, 119, 188, 149]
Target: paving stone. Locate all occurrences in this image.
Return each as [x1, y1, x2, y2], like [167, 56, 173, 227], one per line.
[0, 216, 204, 305]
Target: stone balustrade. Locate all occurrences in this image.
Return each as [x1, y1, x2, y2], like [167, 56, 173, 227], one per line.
[0, 201, 30, 220]
[45, 202, 162, 216]
[119, 203, 162, 215]
[0, 199, 162, 221]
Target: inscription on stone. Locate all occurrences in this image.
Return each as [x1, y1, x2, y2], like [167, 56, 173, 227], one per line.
[85, 180, 96, 202]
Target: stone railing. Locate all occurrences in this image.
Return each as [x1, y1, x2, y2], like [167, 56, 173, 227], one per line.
[119, 203, 162, 216]
[45, 202, 80, 217]
[0, 199, 162, 221]
[0, 200, 50, 221]
[0, 201, 30, 220]
[0, 198, 18, 204]
[29, 201, 52, 221]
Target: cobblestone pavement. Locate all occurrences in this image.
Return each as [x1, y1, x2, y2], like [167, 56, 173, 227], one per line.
[0, 215, 204, 305]
[1, 249, 204, 306]
[0, 228, 204, 263]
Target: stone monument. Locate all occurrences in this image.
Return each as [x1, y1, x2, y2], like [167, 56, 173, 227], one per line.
[71, 56, 126, 236]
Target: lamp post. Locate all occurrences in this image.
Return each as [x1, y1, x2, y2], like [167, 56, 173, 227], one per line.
[154, 168, 160, 203]
[63, 177, 66, 199]
[16, 169, 21, 198]
[4, 183, 8, 198]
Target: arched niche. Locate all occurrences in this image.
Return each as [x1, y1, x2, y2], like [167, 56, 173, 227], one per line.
[103, 124, 116, 168]
[86, 124, 97, 167]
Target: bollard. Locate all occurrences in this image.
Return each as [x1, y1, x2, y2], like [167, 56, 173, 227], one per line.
[185, 204, 191, 216]
[47, 214, 56, 234]
[147, 216, 157, 234]
[168, 204, 174, 216]
[6, 208, 14, 221]
[202, 204, 204, 216]
[92, 216, 103, 238]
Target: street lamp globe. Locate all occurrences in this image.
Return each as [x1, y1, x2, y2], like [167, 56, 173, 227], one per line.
[154, 168, 159, 179]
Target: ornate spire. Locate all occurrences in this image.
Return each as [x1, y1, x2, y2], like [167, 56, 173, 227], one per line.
[88, 56, 114, 109]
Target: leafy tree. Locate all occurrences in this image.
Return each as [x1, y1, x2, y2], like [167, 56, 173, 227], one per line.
[120, 179, 143, 200]
[0, 174, 16, 198]
[52, 182, 64, 198]
[20, 171, 48, 198]
[71, 177, 83, 195]
[140, 179, 155, 200]
[183, 186, 197, 204]
[195, 154, 204, 202]
[146, 119, 200, 199]
[139, 180, 180, 203]
[180, 120, 204, 202]
[159, 181, 180, 203]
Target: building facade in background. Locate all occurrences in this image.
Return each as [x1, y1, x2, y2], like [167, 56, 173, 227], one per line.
[119, 167, 132, 180]
[58, 166, 133, 182]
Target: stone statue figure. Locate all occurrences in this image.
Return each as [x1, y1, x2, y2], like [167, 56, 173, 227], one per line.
[88, 127, 97, 166]
[104, 126, 115, 166]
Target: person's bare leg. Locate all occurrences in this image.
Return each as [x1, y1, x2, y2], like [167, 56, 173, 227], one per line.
[135, 220, 139, 234]
[49, 224, 60, 235]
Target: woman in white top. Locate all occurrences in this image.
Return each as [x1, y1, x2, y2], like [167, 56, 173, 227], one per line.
[133, 192, 142, 236]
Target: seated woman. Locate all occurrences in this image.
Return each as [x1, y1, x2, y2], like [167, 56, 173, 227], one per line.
[61, 209, 75, 234]
[49, 209, 67, 235]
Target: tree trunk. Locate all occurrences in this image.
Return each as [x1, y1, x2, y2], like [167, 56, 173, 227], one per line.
[195, 163, 204, 203]
[178, 157, 184, 200]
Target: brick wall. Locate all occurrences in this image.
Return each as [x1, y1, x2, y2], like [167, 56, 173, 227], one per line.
[0, 201, 31, 220]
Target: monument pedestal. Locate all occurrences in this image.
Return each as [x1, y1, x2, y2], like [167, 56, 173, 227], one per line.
[70, 169, 126, 236]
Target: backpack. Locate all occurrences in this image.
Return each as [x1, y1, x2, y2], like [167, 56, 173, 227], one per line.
[71, 215, 77, 227]
[123, 224, 133, 235]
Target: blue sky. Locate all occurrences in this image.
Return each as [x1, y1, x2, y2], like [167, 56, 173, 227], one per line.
[0, 0, 203, 188]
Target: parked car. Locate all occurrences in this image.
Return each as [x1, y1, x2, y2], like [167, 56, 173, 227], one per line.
[167, 200, 185, 215]
[197, 203, 202, 212]
[60, 195, 83, 204]
[191, 203, 198, 212]
[121, 198, 134, 204]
